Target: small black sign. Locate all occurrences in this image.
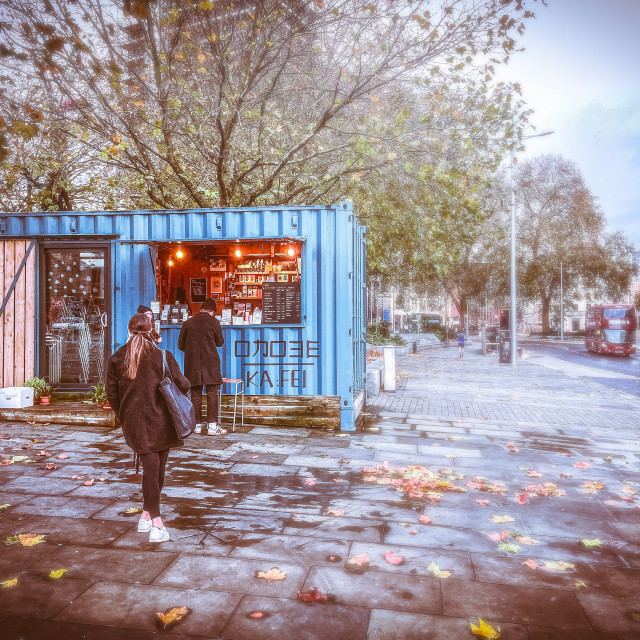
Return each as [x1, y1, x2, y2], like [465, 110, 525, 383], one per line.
[190, 277, 207, 303]
[262, 282, 301, 324]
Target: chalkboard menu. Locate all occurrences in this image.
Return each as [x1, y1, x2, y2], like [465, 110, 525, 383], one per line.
[190, 277, 207, 303]
[262, 282, 301, 324]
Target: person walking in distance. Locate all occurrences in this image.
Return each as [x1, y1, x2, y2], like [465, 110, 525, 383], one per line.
[456, 330, 466, 358]
[178, 298, 226, 435]
[106, 313, 190, 543]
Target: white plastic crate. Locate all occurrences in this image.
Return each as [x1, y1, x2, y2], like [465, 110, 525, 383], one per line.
[0, 387, 34, 408]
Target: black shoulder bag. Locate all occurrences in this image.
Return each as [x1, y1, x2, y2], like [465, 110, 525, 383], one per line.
[159, 350, 196, 439]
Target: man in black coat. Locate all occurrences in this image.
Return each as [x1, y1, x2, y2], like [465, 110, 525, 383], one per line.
[178, 298, 226, 435]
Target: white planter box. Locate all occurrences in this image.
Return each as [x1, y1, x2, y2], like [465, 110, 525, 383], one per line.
[0, 386, 34, 408]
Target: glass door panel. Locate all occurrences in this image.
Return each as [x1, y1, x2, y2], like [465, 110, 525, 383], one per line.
[43, 248, 109, 387]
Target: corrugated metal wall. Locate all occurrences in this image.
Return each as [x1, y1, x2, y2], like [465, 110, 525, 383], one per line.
[0, 203, 365, 429]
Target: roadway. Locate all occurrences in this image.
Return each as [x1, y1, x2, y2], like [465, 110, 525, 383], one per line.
[520, 337, 640, 398]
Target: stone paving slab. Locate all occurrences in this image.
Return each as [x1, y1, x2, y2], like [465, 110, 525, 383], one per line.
[0, 616, 165, 640]
[154, 554, 307, 598]
[441, 579, 592, 628]
[303, 564, 442, 614]
[0, 573, 94, 619]
[577, 593, 640, 633]
[9, 496, 115, 518]
[55, 581, 243, 635]
[348, 541, 475, 580]
[366, 609, 531, 640]
[230, 532, 352, 565]
[222, 594, 369, 640]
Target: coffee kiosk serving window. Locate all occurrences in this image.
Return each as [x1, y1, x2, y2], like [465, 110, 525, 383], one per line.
[151, 239, 302, 327]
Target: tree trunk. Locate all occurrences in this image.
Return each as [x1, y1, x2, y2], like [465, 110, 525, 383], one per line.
[541, 295, 551, 334]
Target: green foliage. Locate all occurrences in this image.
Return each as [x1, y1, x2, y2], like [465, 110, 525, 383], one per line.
[90, 383, 108, 405]
[366, 323, 406, 346]
[23, 377, 50, 399]
[513, 155, 637, 332]
[0, 0, 540, 212]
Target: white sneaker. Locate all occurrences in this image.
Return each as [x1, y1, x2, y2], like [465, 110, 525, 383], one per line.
[208, 423, 227, 435]
[149, 526, 170, 543]
[137, 516, 152, 532]
[194, 423, 203, 434]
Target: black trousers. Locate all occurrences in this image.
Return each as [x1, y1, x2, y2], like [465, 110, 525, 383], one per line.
[139, 449, 170, 519]
[191, 384, 220, 423]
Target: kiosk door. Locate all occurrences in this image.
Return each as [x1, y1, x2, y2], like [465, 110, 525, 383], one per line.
[40, 245, 111, 389]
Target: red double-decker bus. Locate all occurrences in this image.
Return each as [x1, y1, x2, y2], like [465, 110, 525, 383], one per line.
[585, 304, 637, 355]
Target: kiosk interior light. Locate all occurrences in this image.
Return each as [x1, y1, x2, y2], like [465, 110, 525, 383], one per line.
[176, 249, 184, 259]
[167, 259, 174, 267]
[235, 248, 242, 258]
[287, 247, 295, 257]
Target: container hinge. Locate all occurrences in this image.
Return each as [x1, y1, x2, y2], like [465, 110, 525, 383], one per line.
[0, 220, 6, 234]
[69, 219, 77, 233]
[291, 213, 298, 229]
[348, 329, 352, 336]
[216, 216, 222, 230]
[349, 271, 353, 279]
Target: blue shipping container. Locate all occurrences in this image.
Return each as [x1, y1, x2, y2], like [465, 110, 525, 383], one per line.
[0, 203, 366, 430]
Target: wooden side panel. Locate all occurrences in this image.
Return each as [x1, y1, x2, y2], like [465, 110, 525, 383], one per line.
[24, 245, 36, 380]
[13, 241, 26, 384]
[0, 242, 4, 388]
[3, 242, 15, 387]
[0, 240, 37, 387]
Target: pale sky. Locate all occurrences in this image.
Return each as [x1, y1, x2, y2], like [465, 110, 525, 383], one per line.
[497, 0, 640, 247]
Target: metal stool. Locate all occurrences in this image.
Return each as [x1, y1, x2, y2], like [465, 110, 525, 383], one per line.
[217, 378, 244, 431]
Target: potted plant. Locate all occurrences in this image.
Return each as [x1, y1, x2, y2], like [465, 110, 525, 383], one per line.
[23, 377, 46, 404]
[39, 380, 52, 405]
[90, 383, 110, 409]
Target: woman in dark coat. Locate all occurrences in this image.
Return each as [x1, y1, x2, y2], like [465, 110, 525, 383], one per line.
[178, 297, 225, 435]
[106, 313, 190, 543]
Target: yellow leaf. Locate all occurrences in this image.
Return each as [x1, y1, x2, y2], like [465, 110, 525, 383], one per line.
[134, 101, 144, 107]
[427, 561, 451, 578]
[491, 515, 515, 524]
[18, 533, 46, 546]
[199, 0, 214, 9]
[1, 577, 18, 587]
[157, 606, 188, 626]
[542, 560, 575, 572]
[0, 504, 10, 510]
[255, 567, 286, 582]
[208, 33, 217, 42]
[49, 568, 68, 579]
[470, 618, 501, 638]
[580, 538, 602, 548]
[124, 507, 143, 514]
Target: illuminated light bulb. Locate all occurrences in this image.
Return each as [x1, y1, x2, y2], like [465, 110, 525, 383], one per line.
[176, 249, 184, 259]
[167, 259, 174, 267]
[235, 248, 242, 258]
[287, 247, 295, 257]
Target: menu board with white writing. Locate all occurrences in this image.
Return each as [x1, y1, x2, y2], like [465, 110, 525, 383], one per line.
[262, 282, 301, 324]
[190, 277, 207, 303]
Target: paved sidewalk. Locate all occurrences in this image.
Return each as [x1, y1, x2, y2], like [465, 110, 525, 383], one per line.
[1, 346, 639, 639]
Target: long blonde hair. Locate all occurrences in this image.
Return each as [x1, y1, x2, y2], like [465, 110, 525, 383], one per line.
[123, 313, 155, 379]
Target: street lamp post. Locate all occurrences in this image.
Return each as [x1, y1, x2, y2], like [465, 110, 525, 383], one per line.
[560, 261, 564, 342]
[509, 127, 554, 365]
